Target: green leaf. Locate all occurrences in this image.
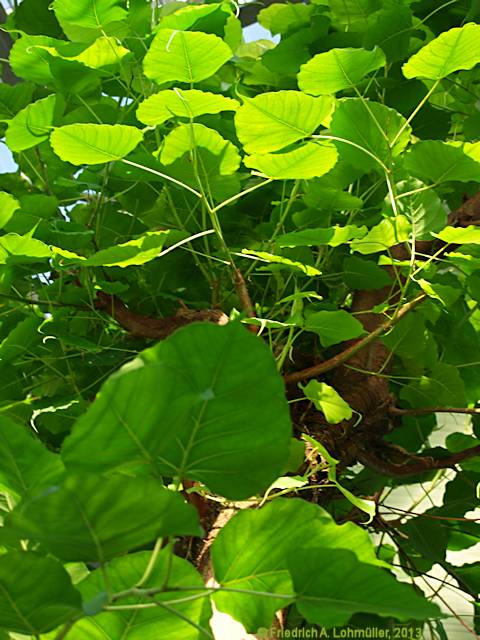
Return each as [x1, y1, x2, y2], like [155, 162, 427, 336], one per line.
[277, 225, 367, 248]
[211, 498, 386, 631]
[302, 380, 353, 423]
[258, 3, 314, 35]
[343, 255, 392, 290]
[9, 35, 59, 84]
[0, 233, 51, 264]
[417, 279, 461, 307]
[305, 310, 365, 347]
[291, 548, 440, 627]
[136, 88, 239, 126]
[70, 551, 212, 639]
[434, 225, 480, 245]
[155, 2, 228, 32]
[244, 141, 338, 180]
[50, 124, 143, 165]
[330, 98, 410, 172]
[350, 216, 410, 254]
[0, 192, 20, 229]
[0, 551, 82, 635]
[52, 0, 128, 42]
[402, 23, 480, 80]
[0, 415, 64, 498]
[35, 36, 130, 69]
[235, 91, 333, 153]
[5, 94, 56, 152]
[143, 29, 232, 84]
[327, 0, 382, 28]
[79, 230, 172, 267]
[0, 83, 34, 119]
[400, 363, 467, 409]
[387, 179, 447, 240]
[6, 473, 200, 562]
[298, 47, 385, 95]
[62, 323, 292, 500]
[160, 123, 241, 175]
[404, 141, 480, 184]
[241, 249, 321, 276]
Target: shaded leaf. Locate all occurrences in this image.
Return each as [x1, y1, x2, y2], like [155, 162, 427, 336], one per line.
[52, 0, 128, 42]
[405, 141, 480, 184]
[305, 310, 365, 347]
[5, 94, 56, 152]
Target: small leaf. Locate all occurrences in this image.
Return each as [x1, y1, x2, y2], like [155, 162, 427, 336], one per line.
[291, 548, 440, 628]
[36, 36, 130, 69]
[5, 94, 56, 152]
[302, 381, 353, 424]
[244, 141, 338, 180]
[137, 88, 239, 126]
[277, 225, 367, 249]
[143, 29, 232, 85]
[241, 249, 321, 276]
[350, 216, 410, 254]
[0, 552, 82, 635]
[298, 47, 385, 95]
[305, 310, 365, 347]
[400, 363, 467, 408]
[0, 193, 19, 229]
[417, 279, 461, 307]
[160, 123, 241, 175]
[402, 23, 480, 80]
[50, 124, 143, 165]
[235, 91, 333, 153]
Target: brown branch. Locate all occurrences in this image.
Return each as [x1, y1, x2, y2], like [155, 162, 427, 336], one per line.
[356, 444, 480, 478]
[390, 406, 480, 417]
[233, 268, 259, 334]
[284, 294, 426, 385]
[95, 292, 229, 340]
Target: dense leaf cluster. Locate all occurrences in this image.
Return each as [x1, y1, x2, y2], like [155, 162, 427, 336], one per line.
[0, 0, 479, 637]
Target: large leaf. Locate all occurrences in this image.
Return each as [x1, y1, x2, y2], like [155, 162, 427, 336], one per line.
[235, 91, 333, 153]
[160, 123, 241, 174]
[386, 179, 447, 240]
[137, 89, 239, 126]
[52, 0, 128, 42]
[298, 47, 385, 95]
[5, 94, 56, 152]
[244, 141, 338, 180]
[0, 415, 64, 497]
[62, 323, 292, 500]
[291, 548, 440, 627]
[212, 499, 386, 631]
[0, 233, 51, 264]
[343, 255, 392, 290]
[400, 363, 467, 409]
[402, 23, 480, 80]
[0, 552, 82, 635]
[143, 29, 232, 84]
[69, 550, 212, 639]
[6, 474, 200, 562]
[35, 36, 130, 69]
[328, 0, 381, 28]
[258, 3, 314, 35]
[330, 98, 411, 172]
[435, 226, 480, 245]
[50, 124, 143, 165]
[404, 140, 480, 184]
[9, 35, 59, 84]
[305, 310, 365, 347]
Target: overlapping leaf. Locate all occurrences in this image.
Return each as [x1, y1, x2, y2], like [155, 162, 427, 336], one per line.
[137, 89, 239, 126]
[50, 124, 143, 164]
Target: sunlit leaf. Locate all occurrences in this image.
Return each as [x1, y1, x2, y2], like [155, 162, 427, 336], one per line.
[5, 94, 56, 152]
[244, 141, 338, 180]
[160, 123, 241, 174]
[50, 124, 143, 164]
[241, 249, 321, 276]
[402, 23, 480, 80]
[298, 47, 385, 95]
[0, 192, 19, 229]
[434, 225, 480, 245]
[143, 29, 232, 84]
[235, 91, 333, 153]
[258, 2, 314, 35]
[34, 36, 130, 69]
[350, 216, 411, 254]
[302, 380, 353, 423]
[137, 88, 239, 126]
[277, 225, 367, 248]
[52, 0, 128, 42]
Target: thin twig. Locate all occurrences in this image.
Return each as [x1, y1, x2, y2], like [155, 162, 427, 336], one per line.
[390, 406, 480, 416]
